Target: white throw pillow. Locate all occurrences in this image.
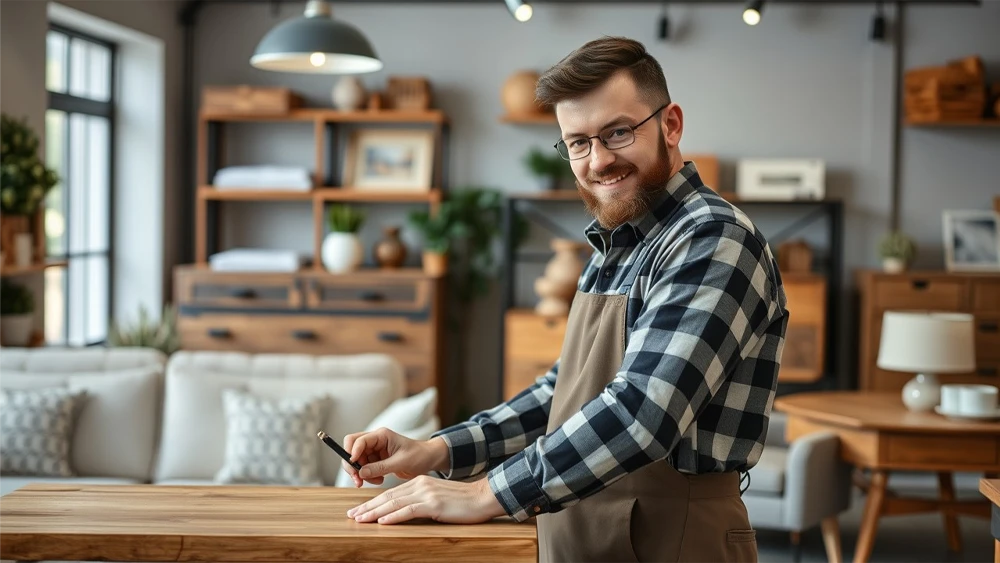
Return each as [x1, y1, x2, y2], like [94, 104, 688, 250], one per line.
[364, 387, 437, 433]
[0, 387, 86, 477]
[214, 388, 328, 486]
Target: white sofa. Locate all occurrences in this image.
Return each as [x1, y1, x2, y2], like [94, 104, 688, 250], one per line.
[0, 347, 439, 496]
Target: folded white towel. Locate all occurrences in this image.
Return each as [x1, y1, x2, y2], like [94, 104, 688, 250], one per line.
[213, 166, 313, 190]
[209, 248, 307, 272]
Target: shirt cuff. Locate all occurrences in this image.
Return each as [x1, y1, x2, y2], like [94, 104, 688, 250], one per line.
[486, 449, 551, 523]
[431, 421, 489, 480]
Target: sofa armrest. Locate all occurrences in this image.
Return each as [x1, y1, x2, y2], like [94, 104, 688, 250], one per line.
[782, 430, 853, 529]
[765, 411, 789, 448]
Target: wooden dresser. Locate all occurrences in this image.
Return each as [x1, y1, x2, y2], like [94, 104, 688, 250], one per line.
[175, 265, 445, 399]
[857, 270, 1000, 391]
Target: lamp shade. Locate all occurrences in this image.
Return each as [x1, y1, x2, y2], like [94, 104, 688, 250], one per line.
[251, 1, 382, 75]
[876, 311, 975, 373]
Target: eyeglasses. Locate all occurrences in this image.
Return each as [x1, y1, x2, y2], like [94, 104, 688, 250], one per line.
[554, 104, 668, 161]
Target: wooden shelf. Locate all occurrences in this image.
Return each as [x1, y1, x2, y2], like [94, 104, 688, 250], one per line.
[500, 113, 557, 125]
[312, 188, 442, 203]
[0, 260, 68, 277]
[509, 190, 581, 201]
[178, 263, 442, 280]
[198, 187, 314, 201]
[201, 109, 447, 125]
[905, 117, 1000, 127]
[720, 193, 838, 205]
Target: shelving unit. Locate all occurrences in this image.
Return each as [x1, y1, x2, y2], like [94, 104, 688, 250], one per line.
[904, 117, 1000, 127]
[497, 189, 845, 402]
[0, 260, 68, 278]
[499, 112, 557, 125]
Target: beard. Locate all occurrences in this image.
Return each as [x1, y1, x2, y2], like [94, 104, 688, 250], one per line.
[577, 137, 673, 230]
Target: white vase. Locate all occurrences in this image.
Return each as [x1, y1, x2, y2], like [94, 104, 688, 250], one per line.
[321, 232, 363, 273]
[901, 373, 941, 412]
[332, 77, 366, 111]
[0, 313, 34, 346]
[882, 257, 906, 274]
[14, 232, 33, 267]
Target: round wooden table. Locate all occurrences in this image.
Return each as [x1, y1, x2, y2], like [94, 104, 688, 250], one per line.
[774, 391, 1000, 563]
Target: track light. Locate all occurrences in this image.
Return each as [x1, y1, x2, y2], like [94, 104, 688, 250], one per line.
[504, 0, 533, 22]
[870, 2, 886, 41]
[658, 1, 670, 40]
[743, 0, 764, 26]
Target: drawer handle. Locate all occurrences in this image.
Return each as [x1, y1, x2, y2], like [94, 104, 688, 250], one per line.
[979, 322, 999, 333]
[378, 331, 403, 343]
[911, 280, 929, 290]
[977, 367, 998, 377]
[207, 328, 231, 338]
[359, 291, 385, 302]
[228, 287, 257, 299]
[291, 329, 317, 340]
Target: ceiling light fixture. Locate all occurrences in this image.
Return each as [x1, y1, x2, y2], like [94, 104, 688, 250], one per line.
[504, 0, 533, 22]
[870, 2, 887, 41]
[250, 0, 383, 74]
[743, 0, 764, 26]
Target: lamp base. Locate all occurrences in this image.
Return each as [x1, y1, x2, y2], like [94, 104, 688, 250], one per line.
[901, 373, 941, 412]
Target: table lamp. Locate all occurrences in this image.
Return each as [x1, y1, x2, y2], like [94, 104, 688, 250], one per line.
[877, 311, 976, 411]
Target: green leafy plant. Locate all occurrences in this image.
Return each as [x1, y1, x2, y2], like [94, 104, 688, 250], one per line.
[0, 279, 34, 315]
[326, 204, 365, 233]
[878, 231, 916, 262]
[1, 113, 59, 215]
[523, 147, 572, 188]
[408, 204, 468, 255]
[107, 304, 180, 356]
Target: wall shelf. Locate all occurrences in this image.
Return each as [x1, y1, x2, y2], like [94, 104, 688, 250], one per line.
[0, 260, 68, 278]
[200, 109, 448, 125]
[904, 117, 1000, 127]
[198, 187, 314, 201]
[500, 113, 557, 125]
[312, 188, 443, 203]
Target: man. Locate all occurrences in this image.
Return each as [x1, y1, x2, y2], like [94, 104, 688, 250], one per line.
[344, 36, 788, 562]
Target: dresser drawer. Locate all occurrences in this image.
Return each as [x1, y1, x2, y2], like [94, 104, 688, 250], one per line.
[867, 366, 1000, 392]
[506, 310, 567, 362]
[975, 315, 1000, 360]
[179, 313, 433, 356]
[505, 358, 556, 400]
[303, 275, 430, 313]
[394, 354, 436, 395]
[873, 277, 965, 311]
[175, 269, 300, 309]
[973, 280, 1000, 312]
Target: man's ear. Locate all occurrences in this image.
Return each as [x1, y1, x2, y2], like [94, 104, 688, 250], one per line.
[661, 102, 683, 149]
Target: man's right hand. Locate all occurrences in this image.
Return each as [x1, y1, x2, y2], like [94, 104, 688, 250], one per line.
[342, 428, 451, 487]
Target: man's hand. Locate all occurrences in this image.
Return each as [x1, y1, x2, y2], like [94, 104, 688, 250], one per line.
[342, 429, 450, 487]
[346, 475, 506, 525]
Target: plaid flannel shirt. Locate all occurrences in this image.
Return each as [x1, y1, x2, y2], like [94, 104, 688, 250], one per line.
[433, 162, 789, 522]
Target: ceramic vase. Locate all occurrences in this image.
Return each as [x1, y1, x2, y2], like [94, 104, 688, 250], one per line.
[321, 232, 362, 273]
[332, 77, 366, 111]
[0, 313, 33, 346]
[901, 373, 940, 412]
[534, 238, 587, 316]
[375, 227, 407, 269]
[14, 232, 33, 267]
[882, 257, 906, 274]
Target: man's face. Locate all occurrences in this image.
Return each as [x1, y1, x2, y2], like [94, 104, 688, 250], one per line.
[555, 72, 674, 229]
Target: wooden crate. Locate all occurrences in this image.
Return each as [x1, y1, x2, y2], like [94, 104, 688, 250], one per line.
[0, 210, 45, 267]
[202, 86, 303, 115]
[904, 58, 986, 122]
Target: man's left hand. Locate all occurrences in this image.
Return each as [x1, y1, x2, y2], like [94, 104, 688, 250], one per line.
[346, 475, 506, 525]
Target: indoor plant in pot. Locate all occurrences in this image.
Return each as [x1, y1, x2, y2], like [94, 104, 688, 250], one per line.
[1, 113, 60, 267]
[108, 303, 181, 356]
[878, 231, 916, 273]
[408, 203, 464, 277]
[524, 147, 572, 191]
[0, 278, 35, 346]
[322, 204, 365, 273]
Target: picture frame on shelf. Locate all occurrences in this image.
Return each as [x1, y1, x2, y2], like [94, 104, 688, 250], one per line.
[942, 209, 1000, 272]
[343, 129, 434, 192]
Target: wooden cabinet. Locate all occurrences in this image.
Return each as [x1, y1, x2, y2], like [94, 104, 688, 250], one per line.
[857, 270, 1000, 391]
[503, 309, 566, 400]
[175, 265, 445, 399]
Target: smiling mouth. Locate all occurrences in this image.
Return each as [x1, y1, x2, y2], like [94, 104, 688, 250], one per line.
[593, 171, 631, 187]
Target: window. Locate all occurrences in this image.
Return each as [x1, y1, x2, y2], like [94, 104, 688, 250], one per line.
[44, 24, 115, 346]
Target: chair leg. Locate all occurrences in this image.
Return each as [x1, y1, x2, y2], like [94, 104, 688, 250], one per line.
[820, 516, 842, 563]
[790, 531, 802, 563]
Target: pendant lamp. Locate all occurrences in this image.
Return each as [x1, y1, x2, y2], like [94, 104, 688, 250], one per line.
[250, 0, 383, 74]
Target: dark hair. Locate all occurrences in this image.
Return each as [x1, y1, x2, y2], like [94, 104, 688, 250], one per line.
[536, 36, 670, 112]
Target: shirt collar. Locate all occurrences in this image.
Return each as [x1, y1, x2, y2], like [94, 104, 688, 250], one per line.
[584, 161, 705, 254]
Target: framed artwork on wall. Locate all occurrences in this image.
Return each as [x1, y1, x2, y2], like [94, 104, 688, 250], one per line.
[942, 210, 1000, 272]
[343, 129, 435, 192]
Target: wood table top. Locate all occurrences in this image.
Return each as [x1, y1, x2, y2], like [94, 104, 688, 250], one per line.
[774, 391, 1000, 434]
[0, 483, 537, 563]
[981, 479, 1000, 507]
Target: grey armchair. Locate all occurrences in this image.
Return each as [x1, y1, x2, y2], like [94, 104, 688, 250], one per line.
[744, 412, 853, 563]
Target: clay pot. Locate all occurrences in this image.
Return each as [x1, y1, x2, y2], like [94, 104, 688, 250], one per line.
[422, 251, 448, 277]
[375, 227, 407, 269]
[502, 71, 546, 115]
[533, 238, 588, 317]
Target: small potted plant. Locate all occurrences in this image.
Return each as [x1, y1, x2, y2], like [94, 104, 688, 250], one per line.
[0, 279, 35, 346]
[878, 231, 916, 273]
[107, 304, 180, 356]
[408, 204, 466, 277]
[322, 204, 365, 273]
[524, 147, 572, 190]
[1, 113, 60, 267]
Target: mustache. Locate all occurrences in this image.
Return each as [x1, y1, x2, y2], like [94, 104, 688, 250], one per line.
[587, 165, 636, 183]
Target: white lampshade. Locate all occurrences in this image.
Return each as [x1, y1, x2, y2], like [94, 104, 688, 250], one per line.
[877, 311, 975, 373]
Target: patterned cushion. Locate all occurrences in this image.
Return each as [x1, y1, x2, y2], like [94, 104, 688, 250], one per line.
[0, 387, 86, 476]
[214, 388, 328, 486]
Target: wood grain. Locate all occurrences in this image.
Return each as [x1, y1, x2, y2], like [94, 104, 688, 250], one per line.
[0, 484, 536, 563]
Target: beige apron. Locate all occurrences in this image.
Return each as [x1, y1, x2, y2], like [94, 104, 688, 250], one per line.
[536, 243, 758, 563]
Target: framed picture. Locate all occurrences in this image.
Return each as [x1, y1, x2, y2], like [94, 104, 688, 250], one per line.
[942, 210, 1000, 272]
[343, 129, 435, 191]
